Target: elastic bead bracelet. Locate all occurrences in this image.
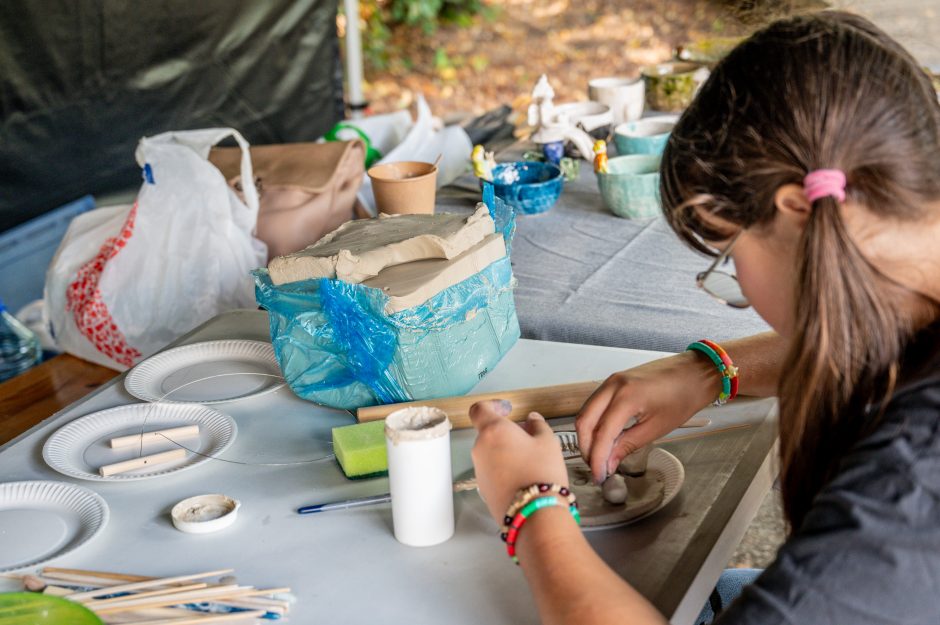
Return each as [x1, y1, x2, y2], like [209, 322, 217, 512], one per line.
[504, 495, 581, 564]
[686, 340, 739, 405]
[500, 483, 576, 539]
[700, 339, 739, 402]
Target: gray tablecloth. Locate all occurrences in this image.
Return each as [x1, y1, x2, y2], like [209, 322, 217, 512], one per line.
[437, 153, 770, 354]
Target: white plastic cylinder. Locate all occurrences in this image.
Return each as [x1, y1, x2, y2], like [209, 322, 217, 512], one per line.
[385, 406, 454, 547]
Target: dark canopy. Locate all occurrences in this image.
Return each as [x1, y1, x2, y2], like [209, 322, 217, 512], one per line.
[0, 0, 343, 232]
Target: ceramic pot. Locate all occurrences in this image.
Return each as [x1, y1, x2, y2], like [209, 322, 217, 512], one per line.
[596, 154, 661, 219]
[487, 162, 564, 215]
[641, 62, 708, 112]
[613, 116, 679, 156]
[588, 76, 645, 125]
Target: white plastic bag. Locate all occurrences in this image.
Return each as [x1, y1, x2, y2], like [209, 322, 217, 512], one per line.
[44, 128, 267, 370]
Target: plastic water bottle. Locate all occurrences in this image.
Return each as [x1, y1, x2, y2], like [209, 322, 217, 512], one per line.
[0, 298, 41, 382]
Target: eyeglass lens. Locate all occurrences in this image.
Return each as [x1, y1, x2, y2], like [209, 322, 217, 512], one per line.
[701, 271, 749, 308]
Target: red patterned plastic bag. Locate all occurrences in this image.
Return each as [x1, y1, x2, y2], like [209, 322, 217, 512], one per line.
[44, 129, 267, 370]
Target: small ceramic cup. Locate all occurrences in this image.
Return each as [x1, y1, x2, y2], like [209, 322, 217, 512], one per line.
[613, 116, 679, 156]
[588, 77, 646, 125]
[596, 154, 662, 219]
[641, 61, 709, 112]
[367, 161, 438, 215]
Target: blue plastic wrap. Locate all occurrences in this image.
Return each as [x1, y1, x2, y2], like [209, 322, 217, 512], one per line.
[253, 195, 520, 410]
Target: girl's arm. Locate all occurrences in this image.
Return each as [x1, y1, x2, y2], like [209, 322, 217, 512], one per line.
[516, 506, 668, 625]
[577, 331, 787, 482]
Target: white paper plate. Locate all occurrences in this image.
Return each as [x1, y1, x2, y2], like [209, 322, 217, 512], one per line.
[564, 446, 685, 531]
[0, 481, 109, 572]
[43, 403, 237, 482]
[125, 340, 284, 404]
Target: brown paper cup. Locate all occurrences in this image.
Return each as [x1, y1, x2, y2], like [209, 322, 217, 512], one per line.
[367, 161, 438, 215]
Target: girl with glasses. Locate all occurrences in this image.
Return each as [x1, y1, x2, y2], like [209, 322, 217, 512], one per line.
[469, 11, 940, 624]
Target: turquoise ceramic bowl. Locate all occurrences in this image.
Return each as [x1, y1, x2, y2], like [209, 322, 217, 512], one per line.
[596, 155, 662, 219]
[613, 116, 678, 156]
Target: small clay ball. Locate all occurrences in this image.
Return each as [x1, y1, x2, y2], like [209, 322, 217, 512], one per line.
[601, 473, 628, 504]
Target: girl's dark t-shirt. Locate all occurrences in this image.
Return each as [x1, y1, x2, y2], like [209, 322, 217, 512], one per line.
[718, 323, 940, 624]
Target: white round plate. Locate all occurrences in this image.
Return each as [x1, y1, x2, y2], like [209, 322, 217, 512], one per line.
[566, 447, 685, 531]
[0, 481, 109, 572]
[125, 340, 284, 404]
[43, 403, 237, 482]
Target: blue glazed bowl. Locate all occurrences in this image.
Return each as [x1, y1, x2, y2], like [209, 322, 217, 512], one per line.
[488, 162, 563, 215]
[596, 155, 662, 219]
[613, 116, 678, 156]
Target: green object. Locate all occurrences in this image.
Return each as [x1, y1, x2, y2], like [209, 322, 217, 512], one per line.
[641, 61, 704, 113]
[0, 593, 103, 624]
[332, 420, 389, 478]
[558, 157, 581, 181]
[323, 122, 383, 168]
[686, 341, 732, 403]
[596, 154, 662, 219]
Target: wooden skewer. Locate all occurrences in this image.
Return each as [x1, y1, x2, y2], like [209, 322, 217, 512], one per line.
[44, 567, 152, 583]
[86, 585, 245, 612]
[91, 587, 290, 615]
[110, 426, 200, 449]
[116, 610, 266, 625]
[80, 584, 208, 606]
[67, 569, 234, 601]
[98, 449, 187, 477]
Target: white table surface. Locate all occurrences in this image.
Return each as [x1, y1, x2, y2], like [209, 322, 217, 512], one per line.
[0, 310, 778, 624]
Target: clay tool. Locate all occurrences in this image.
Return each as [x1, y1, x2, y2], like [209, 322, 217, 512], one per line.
[117, 611, 267, 625]
[110, 425, 200, 449]
[98, 448, 187, 477]
[66, 569, 234, 601]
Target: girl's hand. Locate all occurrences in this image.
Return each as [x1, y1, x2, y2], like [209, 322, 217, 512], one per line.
[576, 351, 720, 483]
[469, 400, 569, 524]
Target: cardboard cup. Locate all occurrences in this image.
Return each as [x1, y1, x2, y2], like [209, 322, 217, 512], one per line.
[367, 161, 438, 215]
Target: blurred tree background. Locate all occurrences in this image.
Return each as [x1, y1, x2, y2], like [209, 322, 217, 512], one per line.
[341, 0, 827, 119]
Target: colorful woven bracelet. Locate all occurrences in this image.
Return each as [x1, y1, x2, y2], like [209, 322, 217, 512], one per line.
[500, 483, 576, 537]
[504, 495, 581, 565]
[686, 340, 739, 405]
[699, 339, 739, 401]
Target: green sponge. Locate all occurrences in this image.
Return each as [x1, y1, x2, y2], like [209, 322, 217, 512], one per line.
[332, 420, 388, 479]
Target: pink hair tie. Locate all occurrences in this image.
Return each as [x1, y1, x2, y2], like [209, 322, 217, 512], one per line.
[804, 169, 847, 203]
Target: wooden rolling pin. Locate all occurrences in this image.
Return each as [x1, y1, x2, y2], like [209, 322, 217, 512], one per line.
[356, 381, 602, 429]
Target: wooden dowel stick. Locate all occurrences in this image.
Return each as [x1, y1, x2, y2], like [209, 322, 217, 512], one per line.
[91, 587, 289, 615]
[357, 381, 602, 428]
[43, 567, 152, 584]
[80, 584, 208, 606]
[110, 426, 200, 449]
[98, 449, 187, 477]
[115, 610, 266, 625]
[67, 569, 234, 601]
[86, 585, 245, 612]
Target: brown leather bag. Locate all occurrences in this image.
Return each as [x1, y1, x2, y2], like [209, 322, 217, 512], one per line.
[209, 140, 366, 259]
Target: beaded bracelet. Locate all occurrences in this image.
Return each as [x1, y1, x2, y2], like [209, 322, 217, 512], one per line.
[503, 495, 581, 565]
[500, 482, 576, 537]
[700, 339, 739, 402]
[686, 340, 739, 405]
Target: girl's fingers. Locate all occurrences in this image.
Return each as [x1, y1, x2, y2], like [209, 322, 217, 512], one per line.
[469, 399, 513, 431]
[606, 418, 659, 476]
[575, 381, 617, 460]
[589, 394, 641, 483]
[524, 411, 554, 439]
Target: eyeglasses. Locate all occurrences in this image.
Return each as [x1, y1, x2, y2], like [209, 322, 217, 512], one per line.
[695, 230, 750, 309]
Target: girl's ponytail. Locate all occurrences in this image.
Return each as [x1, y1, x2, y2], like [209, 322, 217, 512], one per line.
[778, 196, 907, 527]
